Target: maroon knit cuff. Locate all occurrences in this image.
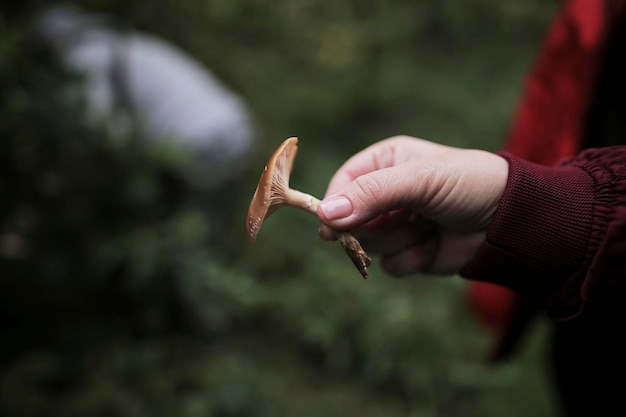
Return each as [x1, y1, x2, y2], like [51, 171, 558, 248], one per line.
[460, 152, 596, 303]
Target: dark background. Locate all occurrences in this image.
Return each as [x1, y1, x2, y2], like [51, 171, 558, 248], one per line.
[1, 1, 559, 416]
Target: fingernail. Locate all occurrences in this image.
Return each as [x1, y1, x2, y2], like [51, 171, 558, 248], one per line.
[319, 196, 353, 220]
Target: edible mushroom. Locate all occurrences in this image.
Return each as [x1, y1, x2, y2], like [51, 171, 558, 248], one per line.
[246, 137, 371, 278]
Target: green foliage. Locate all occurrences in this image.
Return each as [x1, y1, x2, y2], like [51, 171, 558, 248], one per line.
[1, 1, 560, 416]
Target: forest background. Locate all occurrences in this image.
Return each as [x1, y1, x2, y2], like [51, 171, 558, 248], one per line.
[1, 1, 560, 416]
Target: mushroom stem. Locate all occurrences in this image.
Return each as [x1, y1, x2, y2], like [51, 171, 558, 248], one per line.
[285, 189, 372, 279]
[245, 136, 371, 279]
[284, 189, 319, 213]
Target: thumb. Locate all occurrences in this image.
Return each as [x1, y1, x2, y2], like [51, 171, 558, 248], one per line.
[318, 149, 509, 235]
[317, 163, 429, 230]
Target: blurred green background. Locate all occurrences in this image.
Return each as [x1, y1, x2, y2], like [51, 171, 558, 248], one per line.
[1, 1, 561, 416]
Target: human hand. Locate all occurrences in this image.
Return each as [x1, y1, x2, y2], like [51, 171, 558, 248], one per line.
[317, 136, 509, 276]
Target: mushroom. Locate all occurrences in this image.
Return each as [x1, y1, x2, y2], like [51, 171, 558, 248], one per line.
[246, 137, 372, 279]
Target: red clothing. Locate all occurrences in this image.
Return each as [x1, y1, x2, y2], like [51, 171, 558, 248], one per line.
[463, 0, 626, 414]
[462, 147, 626, 322]
[466, 0, 626, 358]
[461, 147, 626, 415]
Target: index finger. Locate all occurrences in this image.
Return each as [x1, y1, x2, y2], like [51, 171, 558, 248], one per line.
[324, 135, 451, 198]
[324, 138, 404, 198]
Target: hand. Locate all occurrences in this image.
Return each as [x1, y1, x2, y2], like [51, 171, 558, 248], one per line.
[317, 136, 509, 276]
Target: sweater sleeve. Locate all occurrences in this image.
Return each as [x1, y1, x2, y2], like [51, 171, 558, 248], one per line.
[460, 146, 626, 322]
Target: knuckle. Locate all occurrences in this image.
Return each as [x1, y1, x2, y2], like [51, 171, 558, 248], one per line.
[352, 175, 384, 206]
[386, 135, 412, 144]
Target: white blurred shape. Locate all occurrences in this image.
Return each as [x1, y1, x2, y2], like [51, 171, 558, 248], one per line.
[36, 5, 255, 169]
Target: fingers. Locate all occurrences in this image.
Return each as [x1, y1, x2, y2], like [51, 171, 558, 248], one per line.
[381, 239, 439, 277]
[357, 213, 438, 254]
[380, 231, 487, 277]
[365, 215, 439, 277]
[318, 208, 417, 242]
[318, 136, 451, 240]
[318, 143, 509, 234]
[322, 211, 441, 276]
[317, 162, 432, 230]
[316, 135, 506, 278]
[323, 136, 450, 198]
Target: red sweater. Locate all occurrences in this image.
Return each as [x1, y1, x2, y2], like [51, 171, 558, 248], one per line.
[462, 150, 626, 415]
[461, 147, 626, 323]
[464, 0, 626, 352]
[461, 1, 626, 412]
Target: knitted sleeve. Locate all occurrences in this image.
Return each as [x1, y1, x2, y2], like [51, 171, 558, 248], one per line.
[460, 146, 626, 322]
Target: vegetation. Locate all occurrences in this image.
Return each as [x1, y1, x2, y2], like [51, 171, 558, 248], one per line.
[1, 1, 560, 416]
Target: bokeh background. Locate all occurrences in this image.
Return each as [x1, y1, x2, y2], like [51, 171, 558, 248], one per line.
[1, 1, 561, 416]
